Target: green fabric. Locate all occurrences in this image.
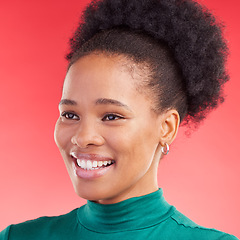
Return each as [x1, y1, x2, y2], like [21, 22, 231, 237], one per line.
[0, 189, 238, 239]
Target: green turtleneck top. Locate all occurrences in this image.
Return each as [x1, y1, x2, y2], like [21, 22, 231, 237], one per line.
[0, 189, 238, 239]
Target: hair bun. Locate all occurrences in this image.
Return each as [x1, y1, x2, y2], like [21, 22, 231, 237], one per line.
[67, 0, 229, 126]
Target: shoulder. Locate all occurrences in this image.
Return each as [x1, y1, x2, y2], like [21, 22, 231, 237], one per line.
[0, 208, 79, 240]
[167, 209, 238, 240]
[0, 226, 11, 240]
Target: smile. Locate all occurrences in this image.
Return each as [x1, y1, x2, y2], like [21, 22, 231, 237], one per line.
[76, 159, 114, 170]
[70, 152, 115, 171]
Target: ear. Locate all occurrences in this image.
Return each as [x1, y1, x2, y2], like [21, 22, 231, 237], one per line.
[158, 109, 180, 146]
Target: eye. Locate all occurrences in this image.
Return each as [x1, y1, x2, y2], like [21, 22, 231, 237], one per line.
[61, 112, 79, 120]
[102, 114, 123, 121]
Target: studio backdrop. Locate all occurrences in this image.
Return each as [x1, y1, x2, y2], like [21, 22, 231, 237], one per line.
[0, 0, 239, 238]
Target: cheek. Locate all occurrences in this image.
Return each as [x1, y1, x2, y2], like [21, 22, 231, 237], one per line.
[106, 123, 158, 164]
[54, 120, 72, 151]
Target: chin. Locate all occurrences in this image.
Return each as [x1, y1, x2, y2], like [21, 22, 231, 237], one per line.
[73, 183, 113, 203]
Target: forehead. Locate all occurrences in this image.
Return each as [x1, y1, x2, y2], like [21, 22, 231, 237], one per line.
[63, 53, 148, 96]
[61, 53, 156, 113]
[63, 54, 129, 101]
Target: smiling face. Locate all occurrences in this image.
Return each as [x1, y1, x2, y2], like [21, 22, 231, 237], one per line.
[54, 53, 177, 204]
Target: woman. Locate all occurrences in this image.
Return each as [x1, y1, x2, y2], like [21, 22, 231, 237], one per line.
[0, 0, 238, 239]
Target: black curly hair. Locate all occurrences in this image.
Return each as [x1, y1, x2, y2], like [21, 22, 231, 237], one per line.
[66, 0, 229, 127]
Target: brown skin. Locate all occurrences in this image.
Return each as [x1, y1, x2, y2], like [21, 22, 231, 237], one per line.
[54, 53, 179, 204]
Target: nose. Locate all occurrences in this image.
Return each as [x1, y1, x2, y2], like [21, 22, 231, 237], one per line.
[71, 120, 104, 149]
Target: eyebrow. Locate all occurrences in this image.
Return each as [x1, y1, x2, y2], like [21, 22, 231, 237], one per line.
[59, 99, 77, 106]
[59, 98, 132, 112]
[95, 98, 131, 111]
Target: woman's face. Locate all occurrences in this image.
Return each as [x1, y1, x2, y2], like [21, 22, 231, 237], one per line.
[54, 53, 165, 204]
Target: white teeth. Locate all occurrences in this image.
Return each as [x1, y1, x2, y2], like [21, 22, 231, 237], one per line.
[81, 160, 86, 169]
[86, 160, 92, 170]
[97, 161, 103, 167]
[76, 159, 114, 170]
[77, 159, 81, 167]
[103, 161, 108, 166]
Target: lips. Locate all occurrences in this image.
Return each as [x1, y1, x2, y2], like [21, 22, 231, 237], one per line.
[70, 152, 115, 171]
[70, 152, 115, 179]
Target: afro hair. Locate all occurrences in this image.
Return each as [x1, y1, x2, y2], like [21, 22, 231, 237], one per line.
[66, 0, 229, 127]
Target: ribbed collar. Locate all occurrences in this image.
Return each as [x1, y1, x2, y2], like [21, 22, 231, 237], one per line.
[77, 189, 175, 233]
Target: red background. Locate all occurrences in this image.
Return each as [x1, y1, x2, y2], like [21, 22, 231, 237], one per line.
[0, 0, 239, 237]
